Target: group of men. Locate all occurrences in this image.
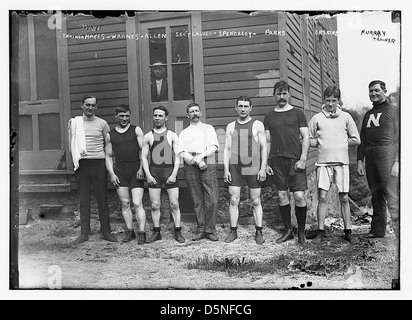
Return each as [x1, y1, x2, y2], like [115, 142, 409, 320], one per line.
[68, 79, 399, 247]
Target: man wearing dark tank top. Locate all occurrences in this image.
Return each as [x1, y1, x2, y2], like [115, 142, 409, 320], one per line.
[142, 106, 185, 243]
[223, 96, 268, 244]
[105, 104, 147, 244]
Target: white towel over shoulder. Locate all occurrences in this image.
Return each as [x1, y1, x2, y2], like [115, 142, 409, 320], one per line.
[69, 116, 87, 171]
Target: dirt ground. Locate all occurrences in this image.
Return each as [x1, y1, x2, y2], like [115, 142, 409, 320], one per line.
[14, 188, 400, 295]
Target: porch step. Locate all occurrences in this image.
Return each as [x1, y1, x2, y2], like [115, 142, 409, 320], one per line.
[18, 183, 71, 193]
[19, 170, 73, 192]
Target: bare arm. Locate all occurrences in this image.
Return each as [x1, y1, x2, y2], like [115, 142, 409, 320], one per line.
[105, 133, 120, 187]
[265, 129, 274, 175]
[135, 126, 145, 179]
[167, 132, 181, 184]
[223, 123, 233, 183]
[296, 126, 309, 170]
[256, 122, 267, 182]
[141, 133, 157, 185]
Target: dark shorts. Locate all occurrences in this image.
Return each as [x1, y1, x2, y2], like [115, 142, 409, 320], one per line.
[270, 157, 307, 192]
[114, 161, 144, 189]
[228, 164, 261, 189]
[149, 166, 179, 189]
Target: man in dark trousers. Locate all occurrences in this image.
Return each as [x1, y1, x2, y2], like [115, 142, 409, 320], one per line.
[264, 81, 310, 244]
[357, 80, 399, 240]
[177, 103, 220, 241]
[68, 95, 117, 245]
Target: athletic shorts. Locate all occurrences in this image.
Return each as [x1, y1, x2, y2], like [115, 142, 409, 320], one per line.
[270, 157, 307, 192]
[316, 164, 349, 193]
[149, 166, 179, 189]
[114, 161, 144, 189]
[228, 164, 261, 189]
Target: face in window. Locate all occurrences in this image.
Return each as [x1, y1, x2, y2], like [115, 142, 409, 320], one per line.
[151, 65, 166, 80]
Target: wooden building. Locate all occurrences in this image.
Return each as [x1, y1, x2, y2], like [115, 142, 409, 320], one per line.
[15, 11, 339, 192]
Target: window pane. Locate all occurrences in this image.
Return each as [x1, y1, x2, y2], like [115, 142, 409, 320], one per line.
[19, 115, 33, 151]
[171, 25, 189, 63]
[149, 27, 167, 65]
[34, 15, 59, 100]
[18, 16, 31, 102]
[39, 113, 61, 150]
[172, 64, 191, 101]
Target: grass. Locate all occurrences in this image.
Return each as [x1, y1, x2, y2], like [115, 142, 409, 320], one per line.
[186, 254, 291, 276]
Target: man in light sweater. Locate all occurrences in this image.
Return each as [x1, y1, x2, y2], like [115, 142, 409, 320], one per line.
[308, 86, 360, 244]
[68, 95, 117, 245]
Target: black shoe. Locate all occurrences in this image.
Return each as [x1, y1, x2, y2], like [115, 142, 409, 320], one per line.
[137, 232, 146, 245]
[312, 230, 325, 243]
[255, 228, 265, 245]
[121, 230, 137, 243]
[276, 228, 294, 243]
[72, 234, 89, 246]
[174, 228, 186, 243]
[305, 229, 318, 239]
[192, 232, 206, 241]
[225, 227, 238, 243]
[365, 232, 384, 239]
[205, 232, 218, 241]
[103, 233, 118, 242]
[146, 230, 162, 243]
[297, 230, 306, 244]
[344, 229, 359, 244]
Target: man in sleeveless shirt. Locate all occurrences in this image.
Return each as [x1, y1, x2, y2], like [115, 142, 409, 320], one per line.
[68, 95, 117, 245]
[357, 80, 400, 240]
[142, 106, 185, 243]
[223, 96, 267, 244]
[264, 81, 310, 244]
[105, 104, 147, 244]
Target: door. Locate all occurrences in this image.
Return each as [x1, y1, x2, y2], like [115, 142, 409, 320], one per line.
[140, 18, 194, 134]
[18, 14, 65, 171]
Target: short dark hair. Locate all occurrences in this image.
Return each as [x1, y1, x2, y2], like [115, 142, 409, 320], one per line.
[273, 81, 290, 94]
[81, 95, 98, 104]
[153, 105, 169, 116]
[115, 104, 130, 114]
[323, 85, 341, 99]
[186, 102, 200, 114]
[236, 96, 252, 106]
[369, 80, 386, 91]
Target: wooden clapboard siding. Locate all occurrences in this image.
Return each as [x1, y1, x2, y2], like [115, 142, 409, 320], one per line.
[201, 11, 280, 148]
[67, 15, 129, 128]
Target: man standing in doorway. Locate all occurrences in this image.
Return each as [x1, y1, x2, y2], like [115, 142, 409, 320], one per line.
[357, 80, 399, 240]
[68, 95, 117, 245]
[264, 81, 309, 244]
[308, 86, 360, 244]
[151, 62, 168, 102]
[105, 104, 147, 244]
[223, 96, 267, 245]
[178, 103, 220, 241]
[142, 106, 185, 243]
